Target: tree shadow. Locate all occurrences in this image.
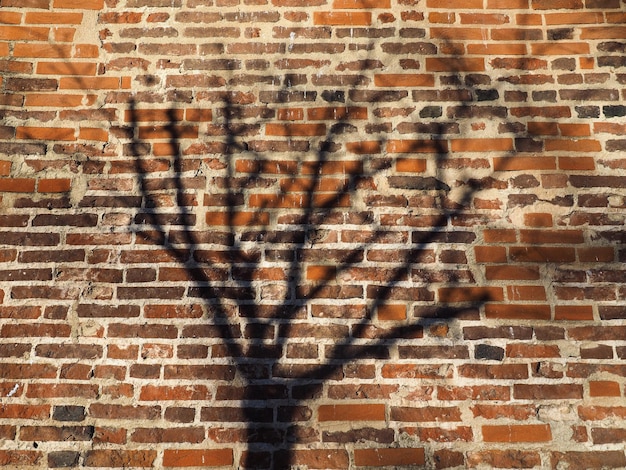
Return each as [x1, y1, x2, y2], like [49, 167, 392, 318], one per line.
[129, 45, 499, 467]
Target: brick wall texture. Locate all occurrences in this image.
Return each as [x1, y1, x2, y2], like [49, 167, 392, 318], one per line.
[1, 0, 626, 468]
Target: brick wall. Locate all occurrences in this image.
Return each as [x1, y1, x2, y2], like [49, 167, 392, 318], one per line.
[1, 0, 626, 468]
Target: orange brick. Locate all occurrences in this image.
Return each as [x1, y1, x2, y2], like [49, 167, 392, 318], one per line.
[265, 123, 326, 136]
[249, 193, 309, 209]
[507, 343, 559, 357]
[0, 12, 23, 24]
[377, 304, 406, 321]
[531, 42, 590, 55]
[581, 26, 626, 40]
[483, 424, 552, 442]
[138, 125, 198, 140]
[474, 246, 507, 263]
[545, 139, 601, 152]
[74, 44, 99, 58]
[0, 161, 11, 176]
[0, 178, 36, 193]
[427, 0, 483, 7]
[25, 12, 83, 24]
[468, 43, 527, 55]
[318, 404, 385, 421]
[152, 142, 179, 156]
[589, 381, 621, 397]
[13, 44, 71, 58]
[25, 94, 95, 107]
[523, 213, 553, 227]
[79, 128, 108, 141]
[354, 448, 425, 467]
[483, 229, 517, 243]
[333, 0, 390, 7]
[488, 0, 529, 7]
[387, 140, 448, 154]
[313, 12, 372, 26]
[559, 123, 590, 136]
[0, 26, 49, 41]
[396, 158, 426, 173]
[206, 211, 269, 226]
[432, 27, 488, 40]
[37, 62, 97, 75]
[509, 246, 575, 262]
[486, 266, 540, 281]
[594, 122, 626, 135]
[53, 0, 104, 8]
[429, 12, 455, 23]
[451, 138, 514, 152]
[125, 109, 184, 123]
[545, 12, 603, 25]
[306, 265, 336, 281]
[374, 74, 435, 87]
[506, 285, 547, 301]
[493, 156, 556, 171]
[60, 77, 122, 90]
[38, 178, 71, 193]
[53, 27, 76, 42]
[558, 157, 595, 171]
[460, 13, 509, 24]
[16, 127, 76, 141]
[346, 141, 381, 154]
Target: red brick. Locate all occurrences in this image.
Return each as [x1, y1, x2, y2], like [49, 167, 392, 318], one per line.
[467, 450, 541, 468]
[354, 448, 425, 467]
[0, 451, 42, 467]
[84, 450, 156, 467]
[439, 287, 503, 303]
[53, 0, 104, 8]
[334, 0, 390, 7]
[426, 57, 485, 72]
[555, 305, 594, 321]
[486, 304, 551, 320]
[140, 385, 211, 401]
[163, 449, 233, 467]
[318, 404, 385, 421]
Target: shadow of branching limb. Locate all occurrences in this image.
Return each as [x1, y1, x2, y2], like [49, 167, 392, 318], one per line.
[130, 33, 500, 469]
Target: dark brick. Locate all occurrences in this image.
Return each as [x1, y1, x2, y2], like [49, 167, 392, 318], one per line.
[53, 406, 85, 422]
[48, 451, 80, 468]
[475, 344, 505, 361]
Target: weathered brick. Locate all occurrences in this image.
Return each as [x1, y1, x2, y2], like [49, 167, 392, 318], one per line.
[1, 0, 626, 464]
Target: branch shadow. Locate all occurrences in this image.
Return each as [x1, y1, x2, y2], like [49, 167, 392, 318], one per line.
[128, 49, 501, 467]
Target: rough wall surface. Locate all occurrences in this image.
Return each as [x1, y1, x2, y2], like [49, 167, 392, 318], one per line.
[1, 0, 626, 468]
